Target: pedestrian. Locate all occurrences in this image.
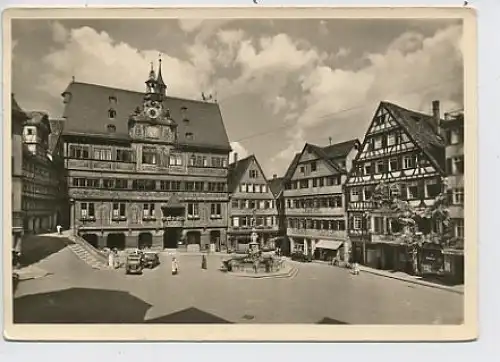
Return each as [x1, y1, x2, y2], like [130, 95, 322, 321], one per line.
[108, 249, 114, 268]
[56, 224, 62, 235]
[172, 257, 179, 275]
[201, 254, 207, 269]
[352, 262, 360, 275]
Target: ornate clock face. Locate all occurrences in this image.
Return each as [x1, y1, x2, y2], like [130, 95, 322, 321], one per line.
[146, 107, 160, 119]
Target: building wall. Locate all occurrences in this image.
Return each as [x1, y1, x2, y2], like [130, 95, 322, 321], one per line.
[283, 148, 350, 260]
[65, 138, 229, 251]
[228, 157, 279, 250]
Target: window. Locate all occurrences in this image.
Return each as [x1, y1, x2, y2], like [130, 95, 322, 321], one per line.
[353, 216, 362, 230]
[426, 179, 441, 198]
[300, 166, 305, 173]
[254, 184, 261, 193]
[338, 220, 346, 231]
[241, 184, 248, 193]
[169, 153, 183, 166]
[72, 178, 86, 187]
[142, 147, 157, 165]
[187, 203, 199, 219]
[115, 179, 128, 189]
[373, 217, 384, 234]
[69, 145, 90, 159]
[449, 128, 463, 145]
[376, 160, 385, 174]
[86, 178, 100, 188]
[387, 133, 396, 146]
[312, 178, 318, 187]
[211, 157, 225, 168]
[453, 188, 465, 204]
[211, 203, 222, 218]
[401, 133, 410, 143]
[389, 158, 399, 171]
[374, 137, 382, 149]
[364, 163, 372, 175]
[350, 189, 360, 202]
[300, 180, 308, 189]
[103, 179, 114, 189]
[189, 155, 196, 166]
[403, 155, 416, 169]
[407, 182, 419, 199]
[93, 148, 112, 161]
[116, 149, 133, 162]
[106, 124, 116, 133]
[185, 132, 194, 140]
[311, 161, 317, 172]
[232, 217, 240, 227]
[451, 156, 465, 174]
[363, 187, 373, 201]
[249, 170, 258, 178]
[185, 182, 194, 191]
[262, 184, 267, 193]
[108, 109, 116, 119]
[455, 219, 465, 238]
[132, 179, 156, 190]
[112, 203, 126, 219]
[232, 200, 239, 208]
[327, 175, 340, 186]
[143, 203, 155, 219]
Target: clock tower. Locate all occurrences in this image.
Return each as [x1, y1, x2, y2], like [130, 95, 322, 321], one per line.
[128, 59, 177, 144]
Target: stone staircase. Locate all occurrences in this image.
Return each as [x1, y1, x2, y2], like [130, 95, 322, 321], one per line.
[63, 231, 110, 270]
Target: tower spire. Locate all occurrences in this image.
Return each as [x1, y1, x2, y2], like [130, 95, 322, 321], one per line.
[156, 53, 166, 97]
[145, 61, 157, 94]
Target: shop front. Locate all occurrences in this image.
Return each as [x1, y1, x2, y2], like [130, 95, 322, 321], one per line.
[313, 239, 344, 262]
[419, 243, 444, 275]
[443, 248, 464, 284]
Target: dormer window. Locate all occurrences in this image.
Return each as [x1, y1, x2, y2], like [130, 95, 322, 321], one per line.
[106, 124, 116, 133]
[109, 95, 117, 105]
[108, 109, 117, 119]
[186, 132, 193, 140]
[180, 106, 189, 121]
[62, 92, 72, 104]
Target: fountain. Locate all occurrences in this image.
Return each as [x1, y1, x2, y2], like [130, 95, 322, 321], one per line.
[220, 215, 292, 277]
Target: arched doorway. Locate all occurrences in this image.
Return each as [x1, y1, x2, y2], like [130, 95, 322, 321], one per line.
[138, 232, 153, 249]
[163, 228, 181, 249]
[82, 234, 99, 248]
[107, 233, 126, 250]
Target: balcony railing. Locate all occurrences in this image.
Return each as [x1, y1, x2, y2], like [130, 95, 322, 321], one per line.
[283, 185, 343, 197]
[287, 227, 346, 239]
[285, 207, 344, 216]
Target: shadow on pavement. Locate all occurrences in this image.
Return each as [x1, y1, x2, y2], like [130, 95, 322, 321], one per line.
[14, 287, 151, 323]
[145, 307, 232, 324]
[18, 235, 75, 268]
[316, 317, 349, 324]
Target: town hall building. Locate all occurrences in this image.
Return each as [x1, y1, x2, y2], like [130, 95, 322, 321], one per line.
[60, 60, 232, 252]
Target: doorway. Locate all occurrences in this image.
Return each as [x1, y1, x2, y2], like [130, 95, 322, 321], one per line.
[138, 232, 153, 249]
[107, 233, 126, 250]
[82, 233, 99, 248]
[210, 230, 221, 251]
[163, 228, 182, 249]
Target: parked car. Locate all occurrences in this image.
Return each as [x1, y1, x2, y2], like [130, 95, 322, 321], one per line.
[142, 251, 160, 269]
[291, 251, 312, 263]
[125, 253, 144, 274]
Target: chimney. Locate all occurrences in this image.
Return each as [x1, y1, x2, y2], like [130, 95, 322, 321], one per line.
[432, 100, 441, 135]
[273, 174, 277, 179]
[233, 152, 238, 163]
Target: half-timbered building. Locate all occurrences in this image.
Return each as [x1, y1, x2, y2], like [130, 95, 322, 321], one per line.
[61, 61, 231, 252]
[442, 109, 465, 283]
[227, 154, 279, 251]
[345, 101, 446, 270]
[283, 139, 360, 261]
[11, 95, 65, 246]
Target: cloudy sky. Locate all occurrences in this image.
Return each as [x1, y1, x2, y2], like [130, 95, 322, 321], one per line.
[12, 18, 463, 176]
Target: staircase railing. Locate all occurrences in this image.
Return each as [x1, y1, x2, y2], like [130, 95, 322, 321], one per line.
[66, 232, 109, 266]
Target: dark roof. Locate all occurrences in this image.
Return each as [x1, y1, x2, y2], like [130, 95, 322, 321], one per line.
[321, 139, 360, 159]
[227, 155, 255, 193]
[48, 119, 65, 155]
[382, 101, 446, 172]
[61, 82, 231, 151]
[268, 177, 284, 198]
[283, 153, 301, 181]
[306, 144, 343, 173]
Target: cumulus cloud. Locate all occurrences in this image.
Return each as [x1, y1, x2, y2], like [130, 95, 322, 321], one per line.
[230, 141, 249, 162]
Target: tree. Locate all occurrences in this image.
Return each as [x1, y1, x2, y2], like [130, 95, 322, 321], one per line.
[368, 178, 450, 275]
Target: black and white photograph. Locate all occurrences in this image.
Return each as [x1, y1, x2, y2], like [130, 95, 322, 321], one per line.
[3, 7, 477, 341]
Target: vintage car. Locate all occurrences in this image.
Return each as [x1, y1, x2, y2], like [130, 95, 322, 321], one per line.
[142, 251, 160, 269]
[125, 253, 144, 275]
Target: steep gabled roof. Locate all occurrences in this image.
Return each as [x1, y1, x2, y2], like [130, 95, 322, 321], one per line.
[227, 155, 255, 193]
[268, 177, 284, 198]
[322, 139, 360, 159]
[48, 119, 65, 155]
[382, 101, 446, 173]
[61, 81, 231, 151]
[283, 153, 301, 181]
[305, 143, 344, 173]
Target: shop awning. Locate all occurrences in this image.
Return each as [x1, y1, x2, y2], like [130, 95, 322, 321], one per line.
[315, 240, 344, 250]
